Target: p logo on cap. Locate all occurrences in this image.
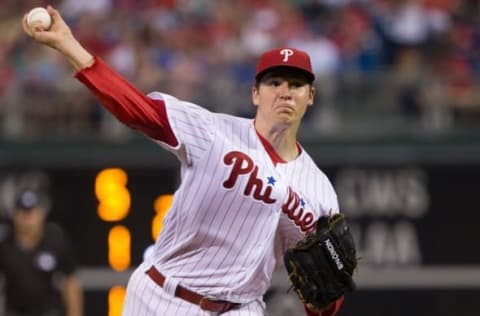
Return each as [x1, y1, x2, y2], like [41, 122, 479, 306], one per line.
[280, 49, 294, 62]
[255, 47, 315, 82]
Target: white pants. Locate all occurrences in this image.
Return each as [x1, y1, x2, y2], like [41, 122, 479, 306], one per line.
[122, 262, 266, 315]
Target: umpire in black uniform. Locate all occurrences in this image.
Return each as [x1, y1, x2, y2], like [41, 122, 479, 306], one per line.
[0, 187, 83, 316]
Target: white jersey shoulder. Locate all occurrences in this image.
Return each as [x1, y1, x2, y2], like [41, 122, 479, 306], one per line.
[147, 91, 250, 166]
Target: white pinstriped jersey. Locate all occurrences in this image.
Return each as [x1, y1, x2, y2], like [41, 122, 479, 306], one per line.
[145, 91, 339, 304]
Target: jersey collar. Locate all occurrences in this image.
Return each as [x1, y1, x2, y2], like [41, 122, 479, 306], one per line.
[254, 121, 302, 166]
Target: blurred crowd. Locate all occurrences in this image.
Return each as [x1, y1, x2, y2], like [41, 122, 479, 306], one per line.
[1, 0, 480, 141]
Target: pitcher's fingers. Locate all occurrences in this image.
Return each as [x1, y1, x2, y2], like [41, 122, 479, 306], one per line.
[47, 5, 66, 27]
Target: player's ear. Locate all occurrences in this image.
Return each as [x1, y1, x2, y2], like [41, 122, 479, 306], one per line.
[252, 86, 260, 107]
[308, 85, 315, 107]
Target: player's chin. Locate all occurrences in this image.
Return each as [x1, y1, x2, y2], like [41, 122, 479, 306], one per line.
[276, 111, 297, 123]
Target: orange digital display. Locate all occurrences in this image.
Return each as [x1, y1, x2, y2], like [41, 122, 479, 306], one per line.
[95, 168, 173, 316]
[95, 168, 131, 222]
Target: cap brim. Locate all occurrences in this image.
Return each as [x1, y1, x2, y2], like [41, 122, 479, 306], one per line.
[255, 65, 315, 82]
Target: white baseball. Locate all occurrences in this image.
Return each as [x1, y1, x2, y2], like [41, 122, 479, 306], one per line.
[27, 7, 52, 30]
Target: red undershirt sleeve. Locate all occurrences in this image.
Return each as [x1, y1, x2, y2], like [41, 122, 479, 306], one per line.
[304, 296, 344, 316]
[74, 56, 178, 147]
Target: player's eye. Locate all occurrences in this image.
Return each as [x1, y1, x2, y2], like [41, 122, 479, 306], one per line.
[290, 81, 306, 88]
[266, 79, 282, 87]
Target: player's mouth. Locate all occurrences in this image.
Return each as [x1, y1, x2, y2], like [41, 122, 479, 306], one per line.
[276, 103, 295, 113]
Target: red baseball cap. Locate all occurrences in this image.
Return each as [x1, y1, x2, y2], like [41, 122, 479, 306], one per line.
[255, 47, 315, 82]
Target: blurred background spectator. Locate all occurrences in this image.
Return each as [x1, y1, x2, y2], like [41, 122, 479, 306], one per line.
[1, 0, 479, 141]
[0, 171, 83, 316]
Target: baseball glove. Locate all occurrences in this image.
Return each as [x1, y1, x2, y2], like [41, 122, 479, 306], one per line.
[284, 213, 357, 311]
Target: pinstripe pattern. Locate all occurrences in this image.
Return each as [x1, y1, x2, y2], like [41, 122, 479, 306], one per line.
[275, 152, 339, 250]
[123, 93, 338, 314]
[123, 262, 267, 315]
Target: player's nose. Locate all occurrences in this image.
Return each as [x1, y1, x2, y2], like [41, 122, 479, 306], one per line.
[277, 82, 292, 98]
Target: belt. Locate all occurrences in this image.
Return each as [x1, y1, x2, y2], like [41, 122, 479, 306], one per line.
[146, 266, 240, 313]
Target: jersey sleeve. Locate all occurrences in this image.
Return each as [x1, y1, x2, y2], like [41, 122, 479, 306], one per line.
[75, 56, 178, 146]
[319, 173, 340, 216]
[147, 92, 215, 165]
[75, 56, 215, 164]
